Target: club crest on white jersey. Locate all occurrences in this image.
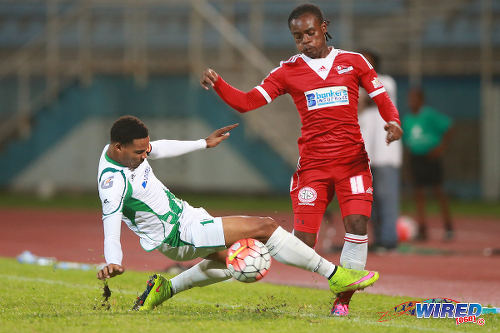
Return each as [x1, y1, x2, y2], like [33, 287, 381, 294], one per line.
[305, 86, 349, 110]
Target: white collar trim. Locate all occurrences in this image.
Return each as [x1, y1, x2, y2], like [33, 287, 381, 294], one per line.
[301, 47, 338, 80]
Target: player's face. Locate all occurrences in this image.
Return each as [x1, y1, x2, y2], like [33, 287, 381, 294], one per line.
[289, 13, 329, 59]
[119, 137, 150, 170]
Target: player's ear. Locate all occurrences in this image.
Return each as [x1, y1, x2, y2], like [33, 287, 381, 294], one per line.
[321, 20, 332, 41]
[321, 24, 327, 34]
[320, 20, 328, 33]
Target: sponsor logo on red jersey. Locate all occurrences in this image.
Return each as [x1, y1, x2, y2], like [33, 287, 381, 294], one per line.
[304, 86, 349, 110]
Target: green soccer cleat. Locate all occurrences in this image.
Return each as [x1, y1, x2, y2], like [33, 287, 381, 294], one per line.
[132, 274, 173, 311]
[328, 266, 379, 294]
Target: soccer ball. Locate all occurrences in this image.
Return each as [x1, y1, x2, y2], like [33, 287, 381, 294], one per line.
[226, 238, 272, 283]
[396, 215, 418, 242]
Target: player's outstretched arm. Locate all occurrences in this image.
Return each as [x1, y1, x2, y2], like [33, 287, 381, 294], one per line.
[147, 123, 239, 159]
[205, 123, 239, 148]
[97, 264, 124, 280]
[200, 68, 267, 113]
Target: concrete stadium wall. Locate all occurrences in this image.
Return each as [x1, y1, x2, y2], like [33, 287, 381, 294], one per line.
[10, 117, 270, 194]
[0, 75, 295, 194]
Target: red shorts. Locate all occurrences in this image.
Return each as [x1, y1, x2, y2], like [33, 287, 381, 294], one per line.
[290, 155, 373, 234]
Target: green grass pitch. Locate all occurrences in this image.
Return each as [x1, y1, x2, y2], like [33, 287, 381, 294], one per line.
[0, 257, 498, 333]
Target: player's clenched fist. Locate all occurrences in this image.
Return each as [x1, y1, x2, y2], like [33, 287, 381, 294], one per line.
[200, 68, 219, 90]
[97, 264, 124, 280]
[384, 121, 403, 144]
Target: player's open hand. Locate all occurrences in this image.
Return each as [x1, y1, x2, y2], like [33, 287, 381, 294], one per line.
[384, 121, 403, 144]
[205, 123, 239, 148]
[97, 264, 124, 280]
[200, 68, 219, 90]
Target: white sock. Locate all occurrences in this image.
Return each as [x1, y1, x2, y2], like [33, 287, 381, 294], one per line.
[340, 233, 368, 270]
[265, 226, 335, 278]
[170, 259, 232, 294]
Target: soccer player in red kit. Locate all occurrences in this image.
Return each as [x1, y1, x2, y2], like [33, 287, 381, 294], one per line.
[201, 3, 402, 316]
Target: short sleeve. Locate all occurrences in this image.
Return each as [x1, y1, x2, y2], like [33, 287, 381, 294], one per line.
[98, 169, 127, 216]
[256, 64, 288, 103]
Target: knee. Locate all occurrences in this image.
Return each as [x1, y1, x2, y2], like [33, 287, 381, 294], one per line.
[251, 216, 278, 242]
[344, 214, 368, 235]
[260, 216, 278, 234]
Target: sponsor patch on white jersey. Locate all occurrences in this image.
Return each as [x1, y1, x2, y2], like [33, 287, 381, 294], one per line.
[298, 187, 317, 206]
[101, 175, 114, 189]
[305, 86, 349, 110]
[142, 166, 151, 189]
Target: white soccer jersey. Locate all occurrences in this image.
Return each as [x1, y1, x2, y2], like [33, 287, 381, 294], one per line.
[358, 74, 402, 167]
[97, 139, 206, 265]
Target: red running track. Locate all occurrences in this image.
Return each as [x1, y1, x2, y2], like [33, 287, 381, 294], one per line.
[1, 209, 499, 306]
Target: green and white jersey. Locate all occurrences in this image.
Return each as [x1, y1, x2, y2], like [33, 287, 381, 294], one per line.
[98, 139, 206, 265]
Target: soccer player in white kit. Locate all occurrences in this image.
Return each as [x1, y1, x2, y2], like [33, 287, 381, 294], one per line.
[97, 115, 379, 312]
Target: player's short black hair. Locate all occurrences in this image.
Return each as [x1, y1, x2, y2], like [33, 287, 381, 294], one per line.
[359, 49, 380, 71]
[288, 3, 332, 41]
[110, 115, 148, 145]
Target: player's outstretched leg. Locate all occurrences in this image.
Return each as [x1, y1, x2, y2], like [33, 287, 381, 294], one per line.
[223, 216, 379, 293]
[132, 216, 379, 313]
[132, 274, 173, 311]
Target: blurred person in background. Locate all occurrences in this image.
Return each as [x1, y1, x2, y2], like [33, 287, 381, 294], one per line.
[358, 50, 402, 252]
[402, 87, 454, 241]
[200, 3, 402, 316]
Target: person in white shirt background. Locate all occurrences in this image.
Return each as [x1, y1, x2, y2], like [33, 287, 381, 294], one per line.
[358, 50, 402, 251]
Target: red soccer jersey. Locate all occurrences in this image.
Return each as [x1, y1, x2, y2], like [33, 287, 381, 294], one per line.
[254, 47, 399, 159]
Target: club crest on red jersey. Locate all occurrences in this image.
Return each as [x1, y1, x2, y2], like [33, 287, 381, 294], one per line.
[298, 187, 317, 206]
[336, 65, 353, 74]
[371, 77, 383, 89]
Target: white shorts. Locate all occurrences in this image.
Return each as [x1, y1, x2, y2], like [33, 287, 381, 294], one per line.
[158, 202, 226, 261]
